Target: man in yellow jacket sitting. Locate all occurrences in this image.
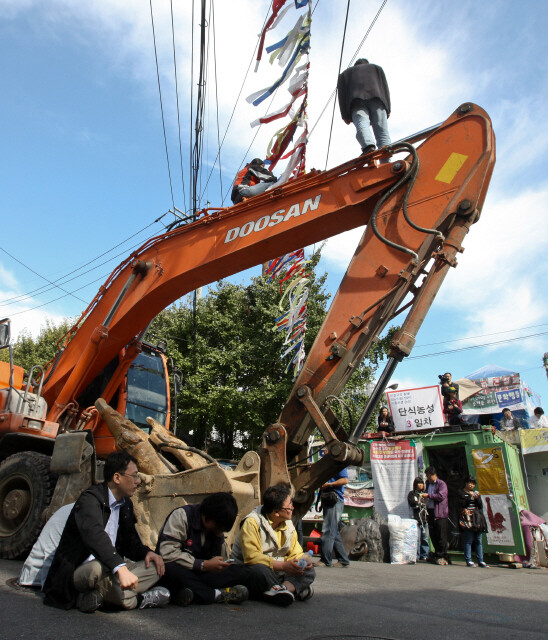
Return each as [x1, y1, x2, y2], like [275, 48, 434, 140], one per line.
[231, 485, 315, 606]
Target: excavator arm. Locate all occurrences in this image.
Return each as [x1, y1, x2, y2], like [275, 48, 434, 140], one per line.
[40, 104, 494, 506]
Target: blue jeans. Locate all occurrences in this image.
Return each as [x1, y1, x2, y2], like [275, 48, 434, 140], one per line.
[417, 522, 430, 560]
[237, 182, 271, 198]
[321, 501, 350, 566]
[351, 97, 391, 151]
[462, 530, 484, 563]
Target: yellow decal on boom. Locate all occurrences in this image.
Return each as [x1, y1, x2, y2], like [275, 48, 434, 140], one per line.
[435, 152, 468, 184]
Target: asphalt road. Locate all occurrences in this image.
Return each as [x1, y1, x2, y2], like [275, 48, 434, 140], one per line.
[0, 558, 546, 640]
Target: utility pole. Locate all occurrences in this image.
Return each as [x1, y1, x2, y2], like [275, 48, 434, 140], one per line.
[543, 352, 548, 383]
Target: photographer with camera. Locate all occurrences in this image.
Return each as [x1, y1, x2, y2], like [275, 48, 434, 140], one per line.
[439, 372, 459, 400]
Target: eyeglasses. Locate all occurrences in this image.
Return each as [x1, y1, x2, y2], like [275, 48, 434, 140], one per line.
[121, 473, 140, 481]
[279, 504, 294, 512]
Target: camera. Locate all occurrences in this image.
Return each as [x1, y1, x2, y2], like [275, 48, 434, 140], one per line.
[438, 374, 450, 383]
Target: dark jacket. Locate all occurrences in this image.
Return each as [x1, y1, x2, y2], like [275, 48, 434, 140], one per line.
[43, 483, 150, 609]
[337, 62, 391, 124]
[426, 478, 449, 519]
[377, 413, 395, 434]
[156, 504, 224, 570]
[407, 478, 427, 526]
[443, 397, 463, 423]
[458, 489, 487, 532]
[231, 164, 277, 204]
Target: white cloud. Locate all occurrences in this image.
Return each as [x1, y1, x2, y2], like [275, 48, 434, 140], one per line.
[436, 184, 548, 353]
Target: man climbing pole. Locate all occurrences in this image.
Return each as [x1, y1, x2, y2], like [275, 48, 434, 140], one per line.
[231, 158, 277, 205]
[337, 58, 391, 155]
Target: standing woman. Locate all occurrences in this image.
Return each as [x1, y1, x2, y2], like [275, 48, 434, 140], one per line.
[377, 407, 395, 434]
[407, 478, 430, 561]
[459, 476, 488, 567]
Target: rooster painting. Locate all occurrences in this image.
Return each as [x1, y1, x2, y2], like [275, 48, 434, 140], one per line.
[486, 496, 506, 533]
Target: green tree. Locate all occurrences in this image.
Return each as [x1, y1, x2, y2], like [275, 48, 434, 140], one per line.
[149, 251, 331, 458]
[0, 319, 74, 373]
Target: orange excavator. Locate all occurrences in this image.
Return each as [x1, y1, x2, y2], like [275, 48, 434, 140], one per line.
[0, 103, 495, 558]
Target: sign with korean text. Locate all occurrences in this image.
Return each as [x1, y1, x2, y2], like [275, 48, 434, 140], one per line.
[386, 386, 444, 431]
[472, 447, 509, 494]
[371, 441, 417, 518]
[483, 494, 514, 546]
[462, 374, 525, 415]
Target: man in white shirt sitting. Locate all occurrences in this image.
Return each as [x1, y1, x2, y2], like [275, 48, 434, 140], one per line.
[43, 451, 168, 613]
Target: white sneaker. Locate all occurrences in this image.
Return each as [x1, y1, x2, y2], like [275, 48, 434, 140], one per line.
[262, 584, 294, 607]
[139, 586, 170, 609]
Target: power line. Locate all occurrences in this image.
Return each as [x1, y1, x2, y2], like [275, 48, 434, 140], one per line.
[170, 0, 187, 206]
[324, 0, 351, 171]
[0, 247, 87, 305]
[149, 0, 176, 209]
[414, 322, 548, 349]
[407, 331, 548, 361]
[309, 0, 389, 141]
[199, 3, 273, 203]
[5, 271, 114, 317]
[0, 215, 167, 306]
[211, 0, 223, 201]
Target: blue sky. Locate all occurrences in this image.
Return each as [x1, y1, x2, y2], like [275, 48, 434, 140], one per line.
[1, 0, 547, 404]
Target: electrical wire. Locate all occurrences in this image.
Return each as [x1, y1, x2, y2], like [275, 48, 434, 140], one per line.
[407, 331, 548, 361]
[309, 0, 389, 141]
[211, 0, 223, 201]
[414, 322, 548, 349]
[149, 0, 176, 209]
[198, 3, 273, 202]
[170, 0, 187, 206]
[324, 0, 351, 171]
[0, 215, 167, 306]
[0, 246, 87, 305]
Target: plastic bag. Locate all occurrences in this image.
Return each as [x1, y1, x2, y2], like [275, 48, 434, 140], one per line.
[387, 514, 418, 564]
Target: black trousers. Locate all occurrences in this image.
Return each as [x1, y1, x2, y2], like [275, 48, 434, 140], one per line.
[162, 562, 272, 604]
[428, 510, 449, 559]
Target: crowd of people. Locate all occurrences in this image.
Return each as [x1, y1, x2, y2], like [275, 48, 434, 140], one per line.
[373, 370, 546, 435]
[24, 452, 316, 614]
[407, 467, 488, 567]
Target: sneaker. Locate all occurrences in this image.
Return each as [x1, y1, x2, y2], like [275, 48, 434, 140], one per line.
[262, 584, 295, 607]
[172, 587, 194, 607]
[333, 562, 350, 568]
[139, 586, 170, 609]
[217, 585, 248, 605]
[478, 562, 488, 568]
[466, 561, 476, 567]
[296, 586, 314, 602]
[77, 589, 104, 613]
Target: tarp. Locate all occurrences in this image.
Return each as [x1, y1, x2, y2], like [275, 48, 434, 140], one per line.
[453, 377, 481, 402]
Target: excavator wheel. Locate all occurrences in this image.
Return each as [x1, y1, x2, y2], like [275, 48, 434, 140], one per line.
[0, 452, 56, 559]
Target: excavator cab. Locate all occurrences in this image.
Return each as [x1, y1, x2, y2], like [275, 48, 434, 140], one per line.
[0, 318, 172, 558]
